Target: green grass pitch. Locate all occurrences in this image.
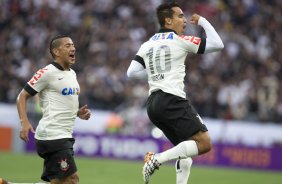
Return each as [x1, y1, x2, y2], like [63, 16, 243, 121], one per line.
[0, 151, 281, 184]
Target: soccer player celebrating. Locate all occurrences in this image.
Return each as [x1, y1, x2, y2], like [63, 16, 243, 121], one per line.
[127, 2, 224, 184]
[16, 35, 91, 184]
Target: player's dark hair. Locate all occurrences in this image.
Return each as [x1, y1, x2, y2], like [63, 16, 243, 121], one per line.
[49, 35, 69, 58]
[157, 2, 180, 27]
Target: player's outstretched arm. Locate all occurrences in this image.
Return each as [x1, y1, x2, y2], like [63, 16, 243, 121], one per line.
[190, 13, 224, 53]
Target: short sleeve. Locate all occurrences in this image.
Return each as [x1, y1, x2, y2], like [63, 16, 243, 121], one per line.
[133, 55, 145, 68]
[179, 35, 206, 54]
[27, 67, 49, 93]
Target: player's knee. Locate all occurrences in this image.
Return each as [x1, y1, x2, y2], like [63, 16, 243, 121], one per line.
[202, 134, 212, 153]
[197, 133, 212, 154]
[203, 138, 212, 153]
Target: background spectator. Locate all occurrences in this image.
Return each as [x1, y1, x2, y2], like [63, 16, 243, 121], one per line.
[0, 0, 281, 123]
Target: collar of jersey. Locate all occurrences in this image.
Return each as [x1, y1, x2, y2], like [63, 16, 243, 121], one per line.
[52, 61, 68, 71]
[158, 28, 177, 34]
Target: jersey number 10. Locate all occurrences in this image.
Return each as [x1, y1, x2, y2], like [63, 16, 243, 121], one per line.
[147, 45, 171, 75]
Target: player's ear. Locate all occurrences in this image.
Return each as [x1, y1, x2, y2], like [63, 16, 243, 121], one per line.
[165, 17, 172, 25]
[53, 48, 60, 57]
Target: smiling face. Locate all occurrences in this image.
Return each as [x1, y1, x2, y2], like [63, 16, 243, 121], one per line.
[165, 7, 187, 35]
[52, 37, 76, 70]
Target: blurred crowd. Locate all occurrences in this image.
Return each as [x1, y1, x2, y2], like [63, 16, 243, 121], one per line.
[0, 0, 281, 124]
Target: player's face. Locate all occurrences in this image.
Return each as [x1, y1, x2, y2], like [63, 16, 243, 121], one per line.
[170, 7, 187, 35]
[57, 37, 76, 65]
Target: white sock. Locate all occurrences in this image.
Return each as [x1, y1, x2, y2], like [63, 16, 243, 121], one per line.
[155, 140, 198, 164]
[175, 157, 193, 184]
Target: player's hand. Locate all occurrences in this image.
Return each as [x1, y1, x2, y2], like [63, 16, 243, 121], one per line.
[77, 104, 91, 120]
[20, 121, 35, 142]
[190, 13, 201, 25]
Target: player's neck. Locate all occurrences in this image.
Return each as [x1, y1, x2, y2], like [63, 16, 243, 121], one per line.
[54, 60, 71, 71]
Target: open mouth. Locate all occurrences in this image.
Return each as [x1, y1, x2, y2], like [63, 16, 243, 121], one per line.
[69, 54, 75, 60]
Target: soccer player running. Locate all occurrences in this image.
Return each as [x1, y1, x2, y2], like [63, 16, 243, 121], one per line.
[127, 2, 224, 184]
[16, 35, 91, 184]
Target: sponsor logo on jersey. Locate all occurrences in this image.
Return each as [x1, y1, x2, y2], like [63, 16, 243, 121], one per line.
[62, 87, 80, 95]
[180, 35, 201, 45]
[151, 32, 174, 41]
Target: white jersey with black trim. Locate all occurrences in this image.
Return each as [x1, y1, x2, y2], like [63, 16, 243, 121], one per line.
[135, 31, 204, 99]
[25, 63, 79, 140]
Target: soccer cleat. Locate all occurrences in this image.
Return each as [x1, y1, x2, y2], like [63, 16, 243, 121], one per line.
[142, 152, 161, 184]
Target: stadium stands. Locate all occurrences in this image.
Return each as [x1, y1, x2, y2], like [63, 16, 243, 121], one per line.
[0, 0, 281, 123]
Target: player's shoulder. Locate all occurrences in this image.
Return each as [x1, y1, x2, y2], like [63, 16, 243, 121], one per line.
[34, 63, 60, 77]
[69, 68, 77, 75]
[27, 64, 52, 85]
[45, 63, 56, 70]
[34, 64, 52, 76]
[39, 64, 56, 75]
[137, 40, 150, 53]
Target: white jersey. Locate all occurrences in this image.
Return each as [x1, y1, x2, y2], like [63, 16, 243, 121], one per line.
[135, 30, 204, 98]
[25, 62, 80, 140]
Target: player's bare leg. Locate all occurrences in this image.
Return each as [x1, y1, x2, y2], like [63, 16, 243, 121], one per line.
[191, 131, 212, 154]
[50, 172, 79, 184]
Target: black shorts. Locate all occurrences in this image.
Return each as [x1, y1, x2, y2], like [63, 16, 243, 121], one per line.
[35, 138, 77, 182]
[147, 90, 208, 146]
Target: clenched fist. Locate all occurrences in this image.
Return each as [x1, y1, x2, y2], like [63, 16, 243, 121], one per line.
[190, 14, 201, 25]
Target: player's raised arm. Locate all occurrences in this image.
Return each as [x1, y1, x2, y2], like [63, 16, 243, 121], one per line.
[190, 13, 224, 53]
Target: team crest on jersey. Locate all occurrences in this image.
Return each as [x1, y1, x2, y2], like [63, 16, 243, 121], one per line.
[58, 158, 69, 172]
